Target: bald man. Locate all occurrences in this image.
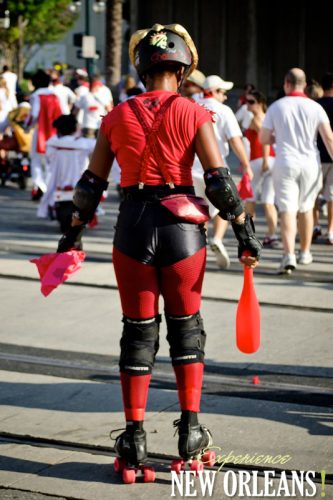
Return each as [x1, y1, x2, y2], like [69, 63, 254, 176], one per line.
[260, 68, 333, 274]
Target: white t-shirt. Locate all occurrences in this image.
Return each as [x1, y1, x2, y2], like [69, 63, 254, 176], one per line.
[0, 88, 17, 125]
[37, 134, 96, 217]
[76, 87, 113, 129]
[2, 71, 17, 97]
[75, 84, 89, 125]
[235, 103, 253, 130]
[95, 85, 113, 106]
[263, 96, 330, 168]
[192, 97, 242, 175]
[75, 84, 89, 99]
[51, 84, 77, 114]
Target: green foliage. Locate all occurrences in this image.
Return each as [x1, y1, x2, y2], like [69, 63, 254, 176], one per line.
[3, 0, 77, 46]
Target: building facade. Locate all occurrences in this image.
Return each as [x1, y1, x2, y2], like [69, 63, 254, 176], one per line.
[131, 0, 333, 97]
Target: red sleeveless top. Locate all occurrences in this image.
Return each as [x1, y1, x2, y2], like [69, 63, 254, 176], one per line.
[245, 128, 275, 161]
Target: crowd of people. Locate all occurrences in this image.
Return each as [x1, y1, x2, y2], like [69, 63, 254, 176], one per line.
[0, 57, 332, 273]
[180, 68, 333, 274]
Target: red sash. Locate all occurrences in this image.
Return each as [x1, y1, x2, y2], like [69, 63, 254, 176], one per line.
[37, 94, 62, 154]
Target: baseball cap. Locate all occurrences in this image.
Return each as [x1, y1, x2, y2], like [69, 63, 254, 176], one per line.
[204, 75, 234, 91]
[76, 68, 88, 78]
[18, 102, 31, 109]
[186, 69, 206, 89]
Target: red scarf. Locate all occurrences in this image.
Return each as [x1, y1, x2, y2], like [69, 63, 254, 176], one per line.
[286, 91, 308, 98]
[203, 90, 214, 98]
[37, 94, 62, 154]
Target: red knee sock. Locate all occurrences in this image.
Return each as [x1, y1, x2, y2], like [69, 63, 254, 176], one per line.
[120, 372, 151, 421]
[173, 362, 204, 412]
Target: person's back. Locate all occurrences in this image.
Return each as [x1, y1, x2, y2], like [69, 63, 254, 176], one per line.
[266, 95, 327, 164]
[46, 134, 95, 187]
[102, 90, 209, 187]
[76, 86, 111, 136]
[37, 114, 95, 219]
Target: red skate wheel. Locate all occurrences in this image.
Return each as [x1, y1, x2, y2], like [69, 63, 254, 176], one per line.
[190, 460, 204, 475]
[171, 459, 184, 474]
[201, 451, 216, 467]
[143, 466, 156, 483]
[123, 467, 136, 484]
[113, 457, 126, 473]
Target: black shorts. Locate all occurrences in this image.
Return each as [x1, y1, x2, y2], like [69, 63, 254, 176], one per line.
[113, 186, 207, 267]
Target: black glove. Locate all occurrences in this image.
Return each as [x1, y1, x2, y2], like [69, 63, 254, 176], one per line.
[57, 225, 85, 253]
[231, 214, 262, 260]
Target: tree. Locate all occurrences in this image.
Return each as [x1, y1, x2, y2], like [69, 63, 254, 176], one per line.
[0, 0, 77, 80]
[105, 0, 122, 88]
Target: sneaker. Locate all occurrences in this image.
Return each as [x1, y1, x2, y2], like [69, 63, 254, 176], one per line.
[312, 226, 322, 242]
[263, 235, 280, 248]
[297, 252, 313, 265]
[277, 254, 297, 274]
[326, 232, 333, 245]
[210, 238, 230, 269]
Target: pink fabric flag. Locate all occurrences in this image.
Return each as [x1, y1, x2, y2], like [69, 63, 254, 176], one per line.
[237, 173, 254, 200]
[30, 251, 86, 297]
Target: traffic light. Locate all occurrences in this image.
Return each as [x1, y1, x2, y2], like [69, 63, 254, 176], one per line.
[73, 33, 83, 47]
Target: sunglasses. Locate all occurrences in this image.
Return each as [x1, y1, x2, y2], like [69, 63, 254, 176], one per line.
[246, 99, 256, 104]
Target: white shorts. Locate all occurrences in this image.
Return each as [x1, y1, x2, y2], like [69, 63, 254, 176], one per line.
[192, 173, 219, 219]
[321, 163, 333, 202]
[244, 157, 275, 205]
[272, 163, 322, 213]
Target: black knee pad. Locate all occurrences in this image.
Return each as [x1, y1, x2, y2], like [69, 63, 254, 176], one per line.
[119, 315, 161, 375]
[166, 312, 206, 365]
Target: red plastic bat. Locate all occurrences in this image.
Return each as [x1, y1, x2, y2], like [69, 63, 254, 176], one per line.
[236, 255, 261, 354]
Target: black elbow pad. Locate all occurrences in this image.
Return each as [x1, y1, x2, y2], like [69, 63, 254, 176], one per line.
[204, 167, 243, 220]
[73, 170, 109, 223]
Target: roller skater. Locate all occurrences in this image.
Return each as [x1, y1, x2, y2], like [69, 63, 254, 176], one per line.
[57, 22, 261, 484]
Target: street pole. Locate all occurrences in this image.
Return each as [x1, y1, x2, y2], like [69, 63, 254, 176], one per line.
[105, 0, 122, 88]
[85, 0, 93, 78]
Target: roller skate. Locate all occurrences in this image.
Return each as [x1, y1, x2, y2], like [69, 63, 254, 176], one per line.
[171, 418, 216, 475]
[111, 428, 155, 484]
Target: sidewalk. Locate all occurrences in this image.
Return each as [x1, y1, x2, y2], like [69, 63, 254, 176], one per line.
[0, 186, 332, 499]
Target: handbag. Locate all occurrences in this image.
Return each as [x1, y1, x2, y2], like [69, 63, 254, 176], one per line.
[160, 194, 210, 224]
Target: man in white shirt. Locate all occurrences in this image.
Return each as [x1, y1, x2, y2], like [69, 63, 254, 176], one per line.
[50, 70, 77, 115]
[75, 75, 113, 137]
[260, 68, 333, 274]
[1, 65, 17, 105]
[193, 75, 252, 269]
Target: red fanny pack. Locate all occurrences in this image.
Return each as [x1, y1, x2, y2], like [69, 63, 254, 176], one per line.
[160, 194, 210, 224]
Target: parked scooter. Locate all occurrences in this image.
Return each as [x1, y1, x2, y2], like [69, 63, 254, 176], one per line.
[0, 151, 30, 189]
